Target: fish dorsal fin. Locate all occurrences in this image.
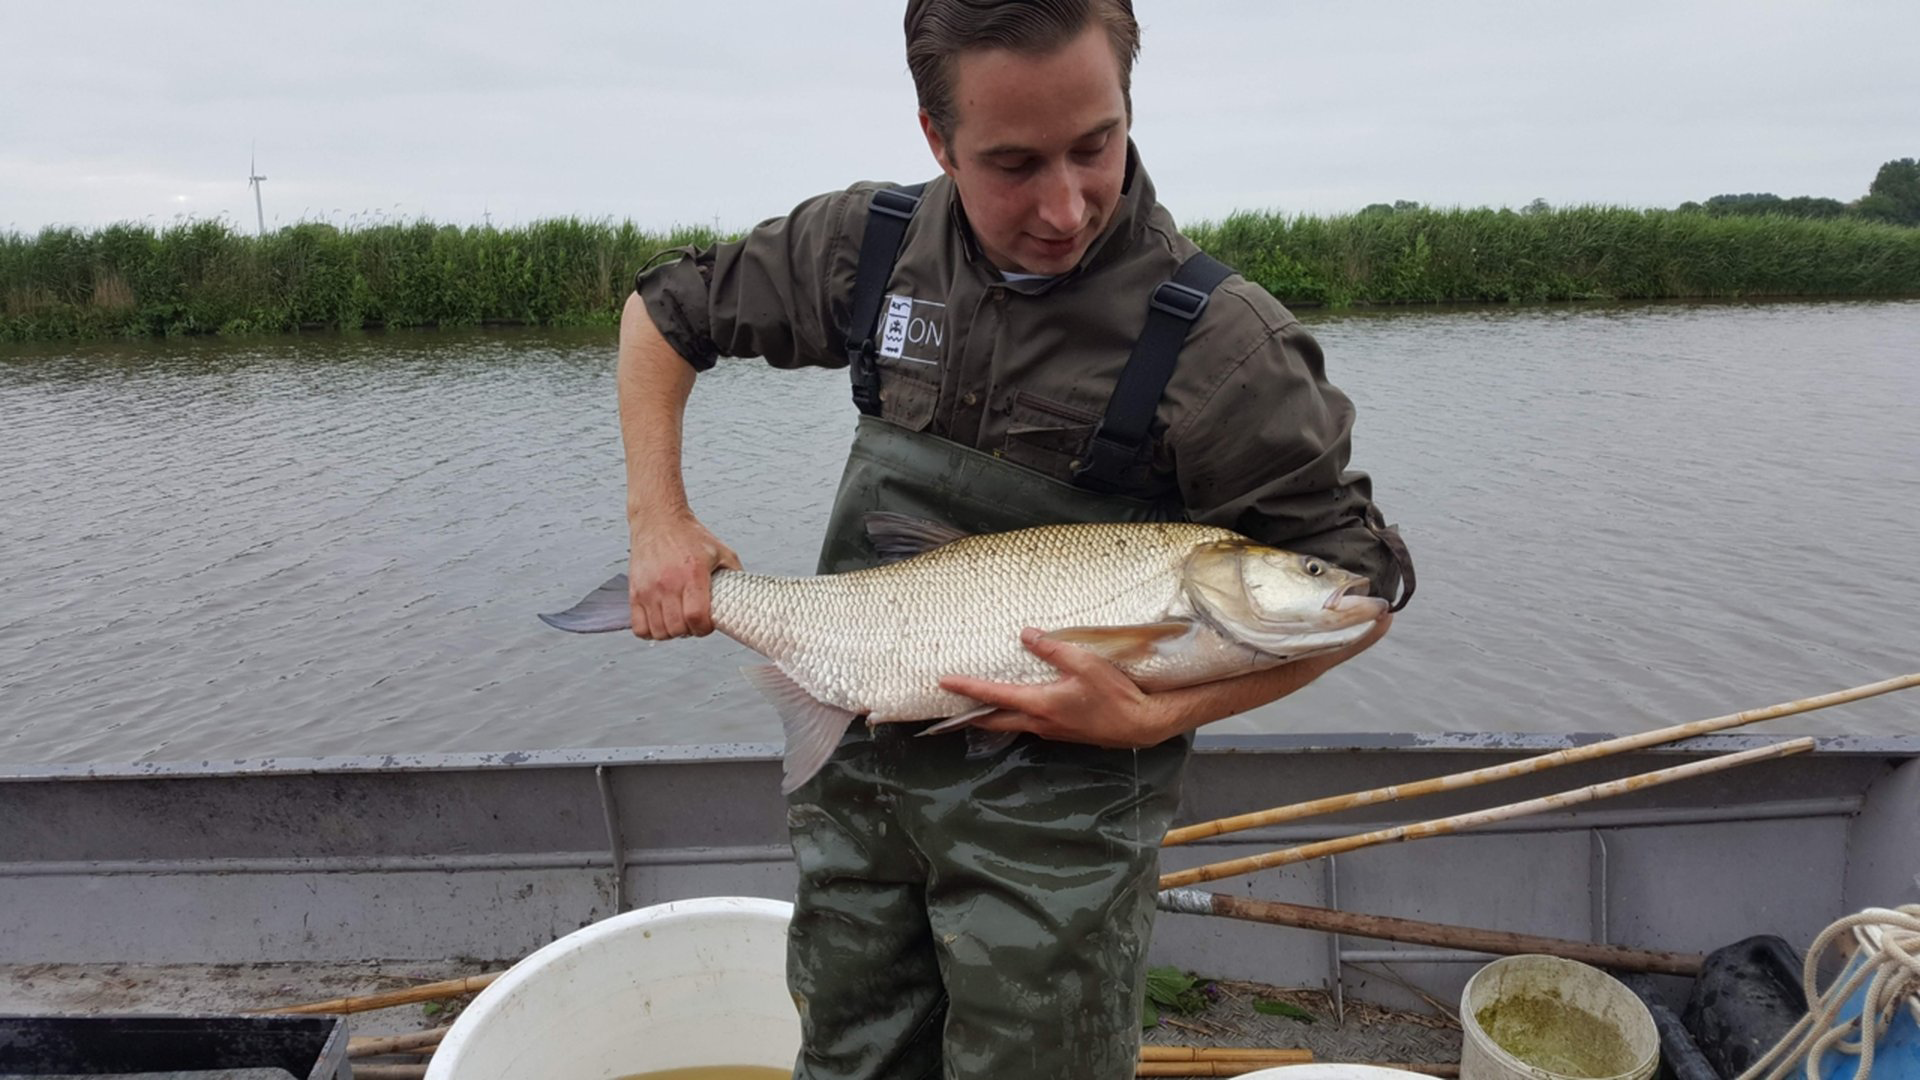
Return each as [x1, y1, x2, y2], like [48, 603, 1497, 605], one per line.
[862, 512, 971, 563]
[1041, 621, 1197, 665]
[739, 664, 859, 794]
[538, 573, 632, 633]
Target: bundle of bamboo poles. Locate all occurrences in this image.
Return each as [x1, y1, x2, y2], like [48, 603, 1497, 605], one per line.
[1149, 673, 1918, 970]
[1160, 673, 1915, 888]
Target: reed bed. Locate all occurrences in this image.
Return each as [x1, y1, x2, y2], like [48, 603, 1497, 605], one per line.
[0, 218, 722, 342]
[1185, 205, 1920, 308]
[3, 207, 1917, 342]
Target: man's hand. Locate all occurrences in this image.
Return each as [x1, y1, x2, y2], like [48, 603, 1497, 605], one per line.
[937, 614, 1392, 747]
[627, 513, 741, 640]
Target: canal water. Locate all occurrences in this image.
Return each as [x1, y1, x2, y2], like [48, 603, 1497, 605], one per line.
[2, 300, 1916, 765]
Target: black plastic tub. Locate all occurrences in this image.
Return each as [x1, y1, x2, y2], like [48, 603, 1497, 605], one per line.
[0, 1014, 349, 1078]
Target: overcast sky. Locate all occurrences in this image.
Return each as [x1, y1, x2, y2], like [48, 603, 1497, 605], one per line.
[5, 1, 1916, 235]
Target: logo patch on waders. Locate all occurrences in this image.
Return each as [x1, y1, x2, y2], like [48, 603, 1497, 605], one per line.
[877, 294, 945, 366]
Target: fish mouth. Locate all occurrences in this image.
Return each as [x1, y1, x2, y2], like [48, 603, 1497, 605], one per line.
[1324, 580, 1389, 622]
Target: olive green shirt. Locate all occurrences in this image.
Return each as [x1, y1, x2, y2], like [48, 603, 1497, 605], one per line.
[637, 147, 1407, 600]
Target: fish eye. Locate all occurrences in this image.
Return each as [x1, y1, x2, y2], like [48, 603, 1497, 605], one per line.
[1303, 558, 1324, 577]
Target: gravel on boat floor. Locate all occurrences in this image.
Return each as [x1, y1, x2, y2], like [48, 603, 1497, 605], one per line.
[1142, 978, 1464, 1072]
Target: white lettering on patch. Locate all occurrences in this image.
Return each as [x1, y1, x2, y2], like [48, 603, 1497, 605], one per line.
[877, 293, 946, 366]
[878, 296, 913, 360]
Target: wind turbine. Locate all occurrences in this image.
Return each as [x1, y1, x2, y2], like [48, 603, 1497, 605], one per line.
[247, 148, 267, 236]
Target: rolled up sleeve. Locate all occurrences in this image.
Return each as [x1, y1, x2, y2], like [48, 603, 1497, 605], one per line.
[1176, 320, 1411, 606]
[633, 187, 864, 372]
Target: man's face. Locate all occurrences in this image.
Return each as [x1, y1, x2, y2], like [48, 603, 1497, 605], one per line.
[920, 22, 1129, 277]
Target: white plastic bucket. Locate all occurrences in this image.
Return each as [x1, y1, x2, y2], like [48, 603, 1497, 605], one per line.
[1460, 954, 1658, 1080]
[426, 896, 798, 1080]
[1235, 1066, 1437, 1078]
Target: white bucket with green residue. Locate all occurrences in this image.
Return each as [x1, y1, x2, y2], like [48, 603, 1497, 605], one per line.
[1460, 954, 1658, 1080]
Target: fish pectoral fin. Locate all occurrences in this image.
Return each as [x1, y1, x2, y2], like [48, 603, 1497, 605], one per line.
[537, 573, 632, 633]
[862, 512, 971, 563]
[739, 664, 859, 795]
[1040, 621, 1197, 665]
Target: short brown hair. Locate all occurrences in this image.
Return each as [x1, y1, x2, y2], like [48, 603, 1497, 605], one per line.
[905, 0, 1141, 145]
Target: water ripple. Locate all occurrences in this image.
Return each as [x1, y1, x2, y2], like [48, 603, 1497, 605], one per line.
[2, 303, 1917, 765]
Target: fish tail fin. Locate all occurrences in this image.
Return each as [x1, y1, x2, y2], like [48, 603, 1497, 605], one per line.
[740, 664, 858, 794]
[537, 573, 632, 633]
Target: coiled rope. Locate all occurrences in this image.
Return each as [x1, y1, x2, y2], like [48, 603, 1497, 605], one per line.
[1738, 905, 1920, 1080]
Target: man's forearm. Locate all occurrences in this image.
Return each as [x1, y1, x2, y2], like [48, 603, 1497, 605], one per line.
[1145, 657, 1352, 740]
[942, 617, 1389, 750]
[617, 293, 697, 537]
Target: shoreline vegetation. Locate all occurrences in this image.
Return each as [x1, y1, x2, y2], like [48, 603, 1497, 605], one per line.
[4, 205, 1919, 343]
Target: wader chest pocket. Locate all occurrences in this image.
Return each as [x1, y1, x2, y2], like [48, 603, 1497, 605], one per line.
[876, 369, 939, 433]
[1000, 390, 1101, 476]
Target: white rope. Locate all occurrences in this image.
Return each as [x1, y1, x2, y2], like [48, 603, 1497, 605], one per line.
[1737, 905, 1920, 1080]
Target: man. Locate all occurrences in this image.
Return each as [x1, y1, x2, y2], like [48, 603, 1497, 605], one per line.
[619, 2, 1411, 1076]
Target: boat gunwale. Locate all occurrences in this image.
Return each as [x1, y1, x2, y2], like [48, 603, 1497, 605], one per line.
[2, 730, 1914, 783]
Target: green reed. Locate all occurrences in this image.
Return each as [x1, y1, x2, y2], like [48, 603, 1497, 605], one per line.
[3, 207, 1917, 342]
[0, 218, 723, 342]
[1184, 205, 1920, 308]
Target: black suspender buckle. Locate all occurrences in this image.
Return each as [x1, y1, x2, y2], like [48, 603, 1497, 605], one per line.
[849, 354, 881, 413]
[1149, 280, 1211, 321]
[869, 186, 922, 221]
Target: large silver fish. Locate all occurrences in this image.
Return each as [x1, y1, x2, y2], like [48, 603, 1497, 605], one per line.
[541, 515, 1387, 792]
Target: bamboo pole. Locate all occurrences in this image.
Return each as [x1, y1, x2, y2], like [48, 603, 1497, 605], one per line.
[348, 1024, 451, 1058]
[267, 972, 501, 1015]
[1165, 673, 1919, 847]
[1139, 1064, 1456, 1078]
[350, 1067, 428, 1080]
[1140, 1045, 1313, 1062]
[1137, 1063, 1306, 1077]
[1158, 889, 1705, 976]
[1160, 737, 1814, 889]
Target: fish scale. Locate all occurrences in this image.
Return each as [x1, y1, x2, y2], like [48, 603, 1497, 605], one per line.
[710, 522, 1240, 720]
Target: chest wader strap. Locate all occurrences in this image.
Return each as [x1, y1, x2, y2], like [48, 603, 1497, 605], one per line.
[847, 183, 928, 416]
[1072, 251, 1236, 493]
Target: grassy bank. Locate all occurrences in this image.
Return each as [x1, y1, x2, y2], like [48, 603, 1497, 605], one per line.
[4, 207, 1918, 342]
[0, 218, 722, 342]
[1186, 205, 1920, 307]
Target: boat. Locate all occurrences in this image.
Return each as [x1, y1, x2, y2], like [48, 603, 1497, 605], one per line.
[3, 726, 1916, 1072]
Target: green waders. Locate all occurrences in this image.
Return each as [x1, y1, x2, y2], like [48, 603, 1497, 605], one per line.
[786, 415, 1192, 1080]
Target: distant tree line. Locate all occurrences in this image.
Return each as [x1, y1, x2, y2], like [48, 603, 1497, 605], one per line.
[1675, 157, 1919, 226]
[1360, 158, 1920, 227]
